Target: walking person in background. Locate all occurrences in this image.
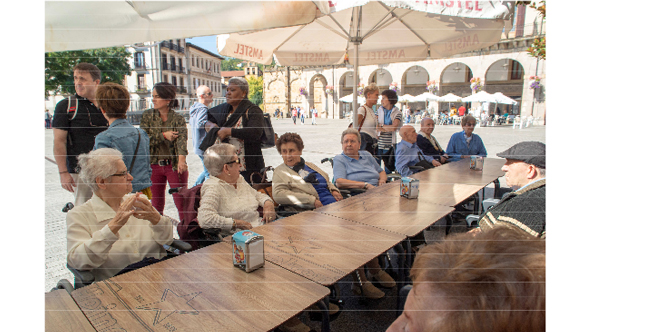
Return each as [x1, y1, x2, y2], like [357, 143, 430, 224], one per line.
[189, 85, 213, 186]
[311, 106, 317, 125]
[45, 109, 52, 129]
[299, 106, 305, 125]
[139, 82, 189, 214]
[292, 107, 297, 125]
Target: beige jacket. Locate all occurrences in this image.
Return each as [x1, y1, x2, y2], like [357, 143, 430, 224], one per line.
[272, 162, 340, 211]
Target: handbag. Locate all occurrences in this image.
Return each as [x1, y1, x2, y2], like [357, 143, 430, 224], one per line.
[349, 105, 377, 154]
[259, 113, 276, 149]
[414, 151, 435, 170]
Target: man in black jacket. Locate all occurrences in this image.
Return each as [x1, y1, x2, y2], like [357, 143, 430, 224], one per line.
[478, 141, 546, 238]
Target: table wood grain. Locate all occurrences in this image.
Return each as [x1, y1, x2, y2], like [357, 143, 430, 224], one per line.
[45, 289, 97, 332]
[71, 242, 330, 332]
[315, 191, 454, 237]
[250, 212, 406, 286]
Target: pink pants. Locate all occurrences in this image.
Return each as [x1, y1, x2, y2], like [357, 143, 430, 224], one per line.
[150, 164, 188, 214]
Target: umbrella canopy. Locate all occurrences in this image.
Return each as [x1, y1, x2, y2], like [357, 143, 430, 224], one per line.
[220, 1, 514, 126]
[340, 94, 366, 104]
[437, 93, 464, 103]
[399, 94, 417, 103]
[45, 1, 331, 52]
[413, 92, 439, 102]
[462, 90, 498, 103]
[492, 92, 518, 105]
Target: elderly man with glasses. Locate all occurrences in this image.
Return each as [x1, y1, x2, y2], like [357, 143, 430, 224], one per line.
[189, 85, 214, 186]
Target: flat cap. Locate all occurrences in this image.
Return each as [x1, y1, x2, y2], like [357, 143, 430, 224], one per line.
[496, 141, 545, 169]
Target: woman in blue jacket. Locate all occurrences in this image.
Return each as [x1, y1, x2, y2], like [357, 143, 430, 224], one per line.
[446, 114, 487, 161]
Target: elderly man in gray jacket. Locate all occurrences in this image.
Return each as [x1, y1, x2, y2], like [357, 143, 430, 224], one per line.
[189, 85, 213, 186]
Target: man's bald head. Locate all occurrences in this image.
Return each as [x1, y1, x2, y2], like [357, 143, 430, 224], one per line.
[399, 125, 417, 143]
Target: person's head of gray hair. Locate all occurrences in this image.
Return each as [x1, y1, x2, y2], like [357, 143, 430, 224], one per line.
[204, 143, 237, 176]
[227, 77, 249, 97]
[341, 128, 361, 144]
[77, 148, 123, 192]
[196, 85, 211, 97]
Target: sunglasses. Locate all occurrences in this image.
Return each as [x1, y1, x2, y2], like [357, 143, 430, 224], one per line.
[225, 158, 240, 165]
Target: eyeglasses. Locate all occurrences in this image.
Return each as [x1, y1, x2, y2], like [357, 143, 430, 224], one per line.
[225, 158, 240, 165]
[464, 123, 476, 127]
[110, 170, 130, 178]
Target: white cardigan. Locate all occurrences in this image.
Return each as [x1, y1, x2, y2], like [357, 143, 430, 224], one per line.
[197, 175, 272, 235]
[66, 194, 174, 282]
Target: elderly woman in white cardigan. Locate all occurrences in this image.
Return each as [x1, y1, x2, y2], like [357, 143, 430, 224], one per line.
[197, 143, 276, 235]
[272, 132, 343, 212]
[66, 148, 175, 282]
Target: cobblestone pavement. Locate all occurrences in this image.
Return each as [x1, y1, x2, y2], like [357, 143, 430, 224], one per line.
[44, 117, 545, 321]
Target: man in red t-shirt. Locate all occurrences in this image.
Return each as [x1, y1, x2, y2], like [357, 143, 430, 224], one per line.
[458, 104, 466, 117]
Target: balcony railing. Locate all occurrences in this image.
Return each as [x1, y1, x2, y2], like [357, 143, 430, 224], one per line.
[134, 61, 147, 69]
[170, 64, 177, 72]
[176, 86, 187, 94]
[177, 65, 184, 73]
[161, 41, 171, 49]
[134, 85, 149, 93]
[162, 63, 169, 71]
[178, 46, 185, 53]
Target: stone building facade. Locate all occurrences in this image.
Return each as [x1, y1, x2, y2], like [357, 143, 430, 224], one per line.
[263, 4, 546, 122]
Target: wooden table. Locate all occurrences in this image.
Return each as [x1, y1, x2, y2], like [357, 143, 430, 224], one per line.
[71, 242, 330, 332]
[250, 211, 406, 287]
[315, 189, 454, 237]
[411, 157, 505, 189]
[45, 289, 97, 332]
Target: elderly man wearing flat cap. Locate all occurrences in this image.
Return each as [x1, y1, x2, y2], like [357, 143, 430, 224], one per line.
[477, 141, 546, 238]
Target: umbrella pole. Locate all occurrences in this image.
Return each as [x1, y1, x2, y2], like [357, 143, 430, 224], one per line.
[352, 41, 360, 129]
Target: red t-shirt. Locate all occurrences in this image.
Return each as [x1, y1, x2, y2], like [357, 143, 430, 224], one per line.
[458, 106, 466, 116]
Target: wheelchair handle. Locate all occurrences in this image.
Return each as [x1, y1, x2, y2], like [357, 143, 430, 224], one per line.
[168, 187, 183, 194]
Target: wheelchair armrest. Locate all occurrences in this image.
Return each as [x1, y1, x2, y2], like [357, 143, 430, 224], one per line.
[54, 279, 75, 294]
[170, 239, 193, 252]
[67, 264, 94, 289]
[482, 198, 500, 211]
[466, 214, 479, 227]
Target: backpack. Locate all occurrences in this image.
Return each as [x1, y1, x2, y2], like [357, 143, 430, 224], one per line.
[260, 113, 276, 149]
[66, 95, 79, 120]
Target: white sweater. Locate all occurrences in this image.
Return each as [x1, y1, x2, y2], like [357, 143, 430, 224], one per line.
[197, 175, 272, 235]
[66, 194, 174, 281]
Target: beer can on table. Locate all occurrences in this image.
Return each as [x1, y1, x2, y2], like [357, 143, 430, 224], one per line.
[232, 230, 265, 272]
[470, 156, 484, 171]
[400, 177, 420, 199]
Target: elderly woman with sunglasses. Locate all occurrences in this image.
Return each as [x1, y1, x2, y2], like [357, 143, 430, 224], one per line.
[445, 114, 487, 162]
[197, 144, 276, 235]
[66, 148, 175, 282]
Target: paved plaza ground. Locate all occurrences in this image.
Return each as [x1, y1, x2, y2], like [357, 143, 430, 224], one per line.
[43, 116, 545, 330]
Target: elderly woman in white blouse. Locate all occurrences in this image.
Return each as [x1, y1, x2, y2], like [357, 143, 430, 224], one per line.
[197, 143, 276, 235]
[66, 148, 175, 282]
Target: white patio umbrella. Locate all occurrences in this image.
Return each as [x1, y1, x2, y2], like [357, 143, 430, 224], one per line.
[339, 94, 366, 104]
[413, 92, 440, 102]
[45, 1, 331, 52]
[220, 1, 514, 127]
[492, 92, 518, 105]
[399, 94, 417, 103]
[461, 90, 498, 103]
[437, 93, 463, 113]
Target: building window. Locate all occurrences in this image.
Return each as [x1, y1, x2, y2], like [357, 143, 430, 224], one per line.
[510, 61, 523, 80]
[172, 76, 177, 88]
[134, 52, 145, 68]
[137, 74, 145, 90]
[163, 75, 168, 83]
[180, 77, 184, 89]
[192, 56, 195, 67]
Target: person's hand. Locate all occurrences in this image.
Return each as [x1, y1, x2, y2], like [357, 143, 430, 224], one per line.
[440, 155, 448, 163]
[163, 131, 179, 141]
[205, 121, 218, 132]
[468, 227, 482, 235]
[132, 193, 162, 225]
[262, 201, 276, 223]
[332, 190, 343, 201]
[177, 162, 188, 174]
[314, 199, 324, 208]
[432, 160, 442, 167]
[366, 183, 376, 190]
[378, 178, 387, 186]
[108, 194, 138, 235]
[217, 127, 232, 140]
[59, 172, 76, 193]
[233, 219, 252, 230]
